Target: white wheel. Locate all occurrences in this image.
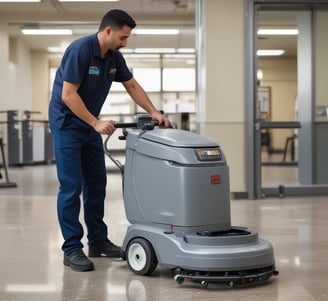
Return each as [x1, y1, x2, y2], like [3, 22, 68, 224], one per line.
[127, 238, 157, 275]
[128, 243, 147, 271]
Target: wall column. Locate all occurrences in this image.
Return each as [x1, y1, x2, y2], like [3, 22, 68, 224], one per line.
[196, 0, 246, 194]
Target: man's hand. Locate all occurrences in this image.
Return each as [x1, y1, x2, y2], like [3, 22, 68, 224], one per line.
[151, 111, 176, 128]
[93, 120, 116, 135]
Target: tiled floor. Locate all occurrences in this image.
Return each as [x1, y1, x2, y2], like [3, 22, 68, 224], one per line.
[1, 164, 328, 300]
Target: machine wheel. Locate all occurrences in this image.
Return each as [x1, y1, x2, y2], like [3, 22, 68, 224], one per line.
[174, 275, 184, 285]
[227, 281, 235, 288]
[201, 281, 209, 288]
[127, 238, 158, 275]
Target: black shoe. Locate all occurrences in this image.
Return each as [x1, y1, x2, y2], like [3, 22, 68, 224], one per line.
[64, 250, 94, 272]
[89, 239, 122, 258]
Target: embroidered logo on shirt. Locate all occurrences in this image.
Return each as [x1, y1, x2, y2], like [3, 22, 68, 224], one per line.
[88, 66, 100, 75]
[109, 68, 117, 75]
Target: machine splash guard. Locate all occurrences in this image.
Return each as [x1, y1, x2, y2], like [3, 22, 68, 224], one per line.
[174, 265, 279, 288]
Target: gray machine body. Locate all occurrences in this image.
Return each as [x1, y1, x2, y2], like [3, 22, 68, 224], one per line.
[121, 128, 275, 272]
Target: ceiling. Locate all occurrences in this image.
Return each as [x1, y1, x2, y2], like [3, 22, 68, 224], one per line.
[1, 0, 196, 53]
[0, 0, 297, 57]
[257, 10, 298, 57]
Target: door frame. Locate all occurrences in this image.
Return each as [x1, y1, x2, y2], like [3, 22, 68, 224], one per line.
[245, 0, 328, 198]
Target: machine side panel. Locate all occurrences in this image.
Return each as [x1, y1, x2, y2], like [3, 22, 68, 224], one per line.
[124, 152, 231, 228]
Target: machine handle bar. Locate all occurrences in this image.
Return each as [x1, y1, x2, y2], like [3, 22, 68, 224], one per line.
[114, 120, 159, 129]
[114, 122, 138, 128]
[104, 115, 159, 176]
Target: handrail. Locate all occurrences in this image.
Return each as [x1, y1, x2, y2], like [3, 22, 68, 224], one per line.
[259, 120, 301, 129]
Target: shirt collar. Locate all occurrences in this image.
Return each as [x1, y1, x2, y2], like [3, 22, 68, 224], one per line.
[91, 33, 102, 58]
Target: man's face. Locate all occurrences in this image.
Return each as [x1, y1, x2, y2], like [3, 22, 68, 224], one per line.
[107, 25, 132, 51]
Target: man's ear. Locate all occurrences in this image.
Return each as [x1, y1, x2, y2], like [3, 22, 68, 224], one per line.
[105, 26, 112, 36]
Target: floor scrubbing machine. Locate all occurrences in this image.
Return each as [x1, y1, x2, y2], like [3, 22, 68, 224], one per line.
[105, 115, 278, 288]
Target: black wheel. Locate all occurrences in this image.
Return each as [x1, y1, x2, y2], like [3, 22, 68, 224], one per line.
[174, 275, 184, 285]
[201, 281, 208, 288]
[227, 281, 234, 288]
[126, 238, 158, 275]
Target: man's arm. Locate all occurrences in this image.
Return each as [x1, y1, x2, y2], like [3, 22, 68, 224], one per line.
[62, 81, 116, 135]
[123, 78, 172, 127]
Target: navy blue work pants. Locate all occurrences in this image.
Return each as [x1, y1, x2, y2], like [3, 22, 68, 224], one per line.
[51, 122, 108, 255]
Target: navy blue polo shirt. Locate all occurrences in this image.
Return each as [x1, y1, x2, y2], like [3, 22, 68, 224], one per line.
[49, 33, 132, 129]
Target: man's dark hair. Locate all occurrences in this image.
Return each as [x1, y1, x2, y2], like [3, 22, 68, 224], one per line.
[99, 9, 136, 31]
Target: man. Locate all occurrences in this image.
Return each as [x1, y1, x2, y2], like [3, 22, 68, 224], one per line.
[49, 9, 172, 272]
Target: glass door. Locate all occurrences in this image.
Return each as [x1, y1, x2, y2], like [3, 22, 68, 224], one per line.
[251, 1, 328, 198]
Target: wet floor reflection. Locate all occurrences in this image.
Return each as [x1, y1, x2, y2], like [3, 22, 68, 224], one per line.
[0, 166, 328, 300]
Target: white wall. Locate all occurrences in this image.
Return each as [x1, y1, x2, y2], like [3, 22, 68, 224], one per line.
[0, 26, 32, 154]
[0, 27, 10, 112]
[31, 51, 50, 120]
[0, 31, 32, 113]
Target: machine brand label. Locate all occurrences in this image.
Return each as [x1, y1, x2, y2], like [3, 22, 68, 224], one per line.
[211, 174, 221, 185]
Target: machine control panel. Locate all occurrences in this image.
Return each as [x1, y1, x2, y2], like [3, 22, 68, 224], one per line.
[195, 148, 222, 161]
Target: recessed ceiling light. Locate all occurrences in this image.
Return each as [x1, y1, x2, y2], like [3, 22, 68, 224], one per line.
[177, 48, 195, 53]
[119, 48, 134, 53]
[48, 47, 63, 53]
[134, 48, 176, 53]
[124, 54, 161, 59]
[257, 29, 298, 35]
[21, 29, 73, 35]
[257, 50, 285, 56]
[59, 0, 119, 2]
[0, 0, 41, 2]
[133, 29, 180, 35]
